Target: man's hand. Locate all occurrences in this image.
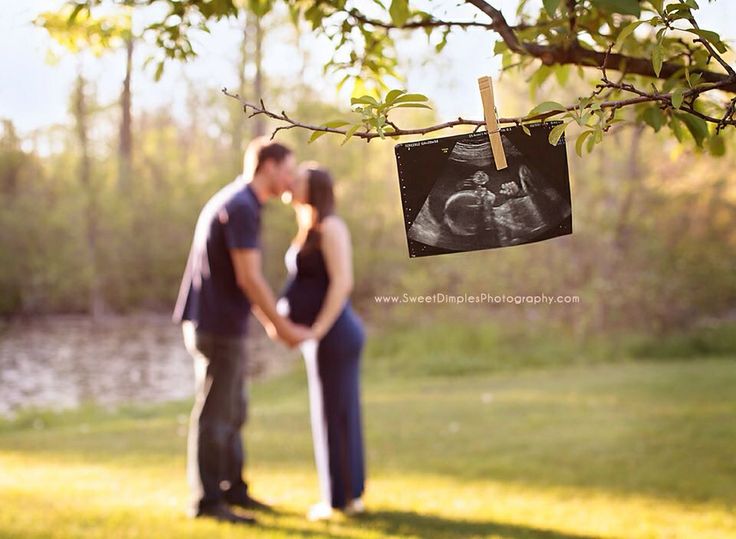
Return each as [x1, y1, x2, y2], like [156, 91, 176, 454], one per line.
[262, 320, 279, 341]
[277, 321, 314, 348]
[231, 248, 313, 347]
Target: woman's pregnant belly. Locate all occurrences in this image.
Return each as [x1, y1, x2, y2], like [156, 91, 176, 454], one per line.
[281, 277, 365, 356]
[281, 276, 327, 326]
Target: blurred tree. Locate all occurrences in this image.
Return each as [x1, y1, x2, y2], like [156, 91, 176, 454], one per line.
[0, 121, 24, 197]
[71, 69, 104, 317]
[252, 13, 266, 137]
[231, 13, 250, 157]
[119, 31, 134, 193]
[35, 6, 136, 193]
[35, 7, 135, 317]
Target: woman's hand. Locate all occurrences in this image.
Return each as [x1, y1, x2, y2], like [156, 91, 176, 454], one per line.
[311, 322, 327, 340]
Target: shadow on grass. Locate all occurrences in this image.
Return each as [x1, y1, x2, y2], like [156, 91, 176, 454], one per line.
[330, 510, 599, 539]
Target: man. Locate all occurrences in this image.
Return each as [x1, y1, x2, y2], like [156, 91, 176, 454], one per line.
[173, 138, 313, 524]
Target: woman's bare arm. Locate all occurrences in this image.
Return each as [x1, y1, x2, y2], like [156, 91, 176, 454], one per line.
[311, 216, 354, 339]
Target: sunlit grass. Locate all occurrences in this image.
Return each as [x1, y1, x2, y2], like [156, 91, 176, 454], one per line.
[1, 359, 735, 538]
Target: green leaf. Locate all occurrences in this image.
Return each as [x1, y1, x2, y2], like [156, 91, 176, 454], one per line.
[68, 4, 85, 23]
[677, 112, 708, 147]
[666, 1, 699, 13]
[521, 124, 531, 136]
[322, 120, 349, 128]
[615, 20, 645, 50]
[671, 87, 685, 110]
[341, 124, 361, 146]
[389, 0, 410, 27]
[554, 65, 570, 86]
[308, 130, 328, 143]
[528, 65, 553, 99]
[687, 28, 727, 54]
[351, 95, 378, 106]
[154, 61, 164, 82]
[392, 93, 429, 104]
[543, 0, 562, 16]
[587, 130, 598, 153]
[385, 89, 406, 105]
[708, 134, 725, 156]
[575, 130, 593, 156]
[642, 106, 666, 132]
[393, 103, 432, 109]
[336, 74, 352, 93]
[652, 44, 664, 77]
[591, 0, 641, 17]
[435, 31, 449, 53]
[548, 122, 567, 146]
[670, 115, 685, 142]
[527, 101, 568, 117]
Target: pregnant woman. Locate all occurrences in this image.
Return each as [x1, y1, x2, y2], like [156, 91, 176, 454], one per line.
[278, 163, 366, 521]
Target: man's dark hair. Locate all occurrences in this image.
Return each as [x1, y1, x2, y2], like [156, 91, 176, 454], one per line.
[244, 138, 292, 175]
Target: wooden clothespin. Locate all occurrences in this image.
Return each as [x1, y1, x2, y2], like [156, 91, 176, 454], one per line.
[478, 76, 508, 170]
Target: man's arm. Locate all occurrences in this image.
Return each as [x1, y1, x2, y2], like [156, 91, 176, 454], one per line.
[230, 248, 311, 347]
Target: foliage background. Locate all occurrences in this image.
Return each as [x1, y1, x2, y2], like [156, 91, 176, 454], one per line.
[1, 0, 735, 348]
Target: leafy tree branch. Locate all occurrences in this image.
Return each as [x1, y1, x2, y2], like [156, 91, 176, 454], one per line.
[59, 0, 736, 154]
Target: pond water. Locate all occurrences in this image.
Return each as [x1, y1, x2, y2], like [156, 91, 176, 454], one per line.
[0, 314, 299, 418]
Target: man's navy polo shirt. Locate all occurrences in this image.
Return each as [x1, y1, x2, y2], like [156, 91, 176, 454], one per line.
[173, 179, 262, 336]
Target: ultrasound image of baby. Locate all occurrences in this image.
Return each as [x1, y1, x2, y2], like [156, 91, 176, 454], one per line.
[407, 134, 571, 251]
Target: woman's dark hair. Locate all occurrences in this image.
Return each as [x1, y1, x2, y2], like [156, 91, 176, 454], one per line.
[307, 167, 336, 222]
[302, 166, 336, 251]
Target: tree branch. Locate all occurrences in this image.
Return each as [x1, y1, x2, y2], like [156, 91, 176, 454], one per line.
[346, 9, 494, 30]
[687, 15, 735, 77]
[223, 81, 736, 143]
[344, 8, 549, 33]
[464, 0, 736, 94]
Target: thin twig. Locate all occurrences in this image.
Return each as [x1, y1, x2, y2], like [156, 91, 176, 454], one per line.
[222, 79, 736, 143]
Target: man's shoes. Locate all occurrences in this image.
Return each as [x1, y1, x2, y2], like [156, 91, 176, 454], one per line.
[191, 502, 256, 524]
[225, 493, 275, 513]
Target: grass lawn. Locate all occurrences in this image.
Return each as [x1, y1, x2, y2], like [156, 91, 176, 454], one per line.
[1, 357, 735, 538]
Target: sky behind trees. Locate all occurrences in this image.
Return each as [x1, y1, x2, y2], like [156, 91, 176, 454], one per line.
[5, 0, 731, 138]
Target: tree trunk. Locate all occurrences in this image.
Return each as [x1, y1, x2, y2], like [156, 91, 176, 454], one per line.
[231, 13, 249, 162]
[73, 67, 104, 319]
[613, 124, 644, 251]
[118, 37, 134, 193]
[252, 15, 265, 137]
[596, 125, 643, 332]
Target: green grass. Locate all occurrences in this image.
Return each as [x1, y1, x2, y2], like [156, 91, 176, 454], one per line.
[364, 320, 736, 378]
[1, 357, 736, 538]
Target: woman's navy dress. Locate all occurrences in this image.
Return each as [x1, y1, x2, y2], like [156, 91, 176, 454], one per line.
[280, 229, 366, 509]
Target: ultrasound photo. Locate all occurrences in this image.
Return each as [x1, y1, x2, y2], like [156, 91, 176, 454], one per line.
[394, 121, 572, 258]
